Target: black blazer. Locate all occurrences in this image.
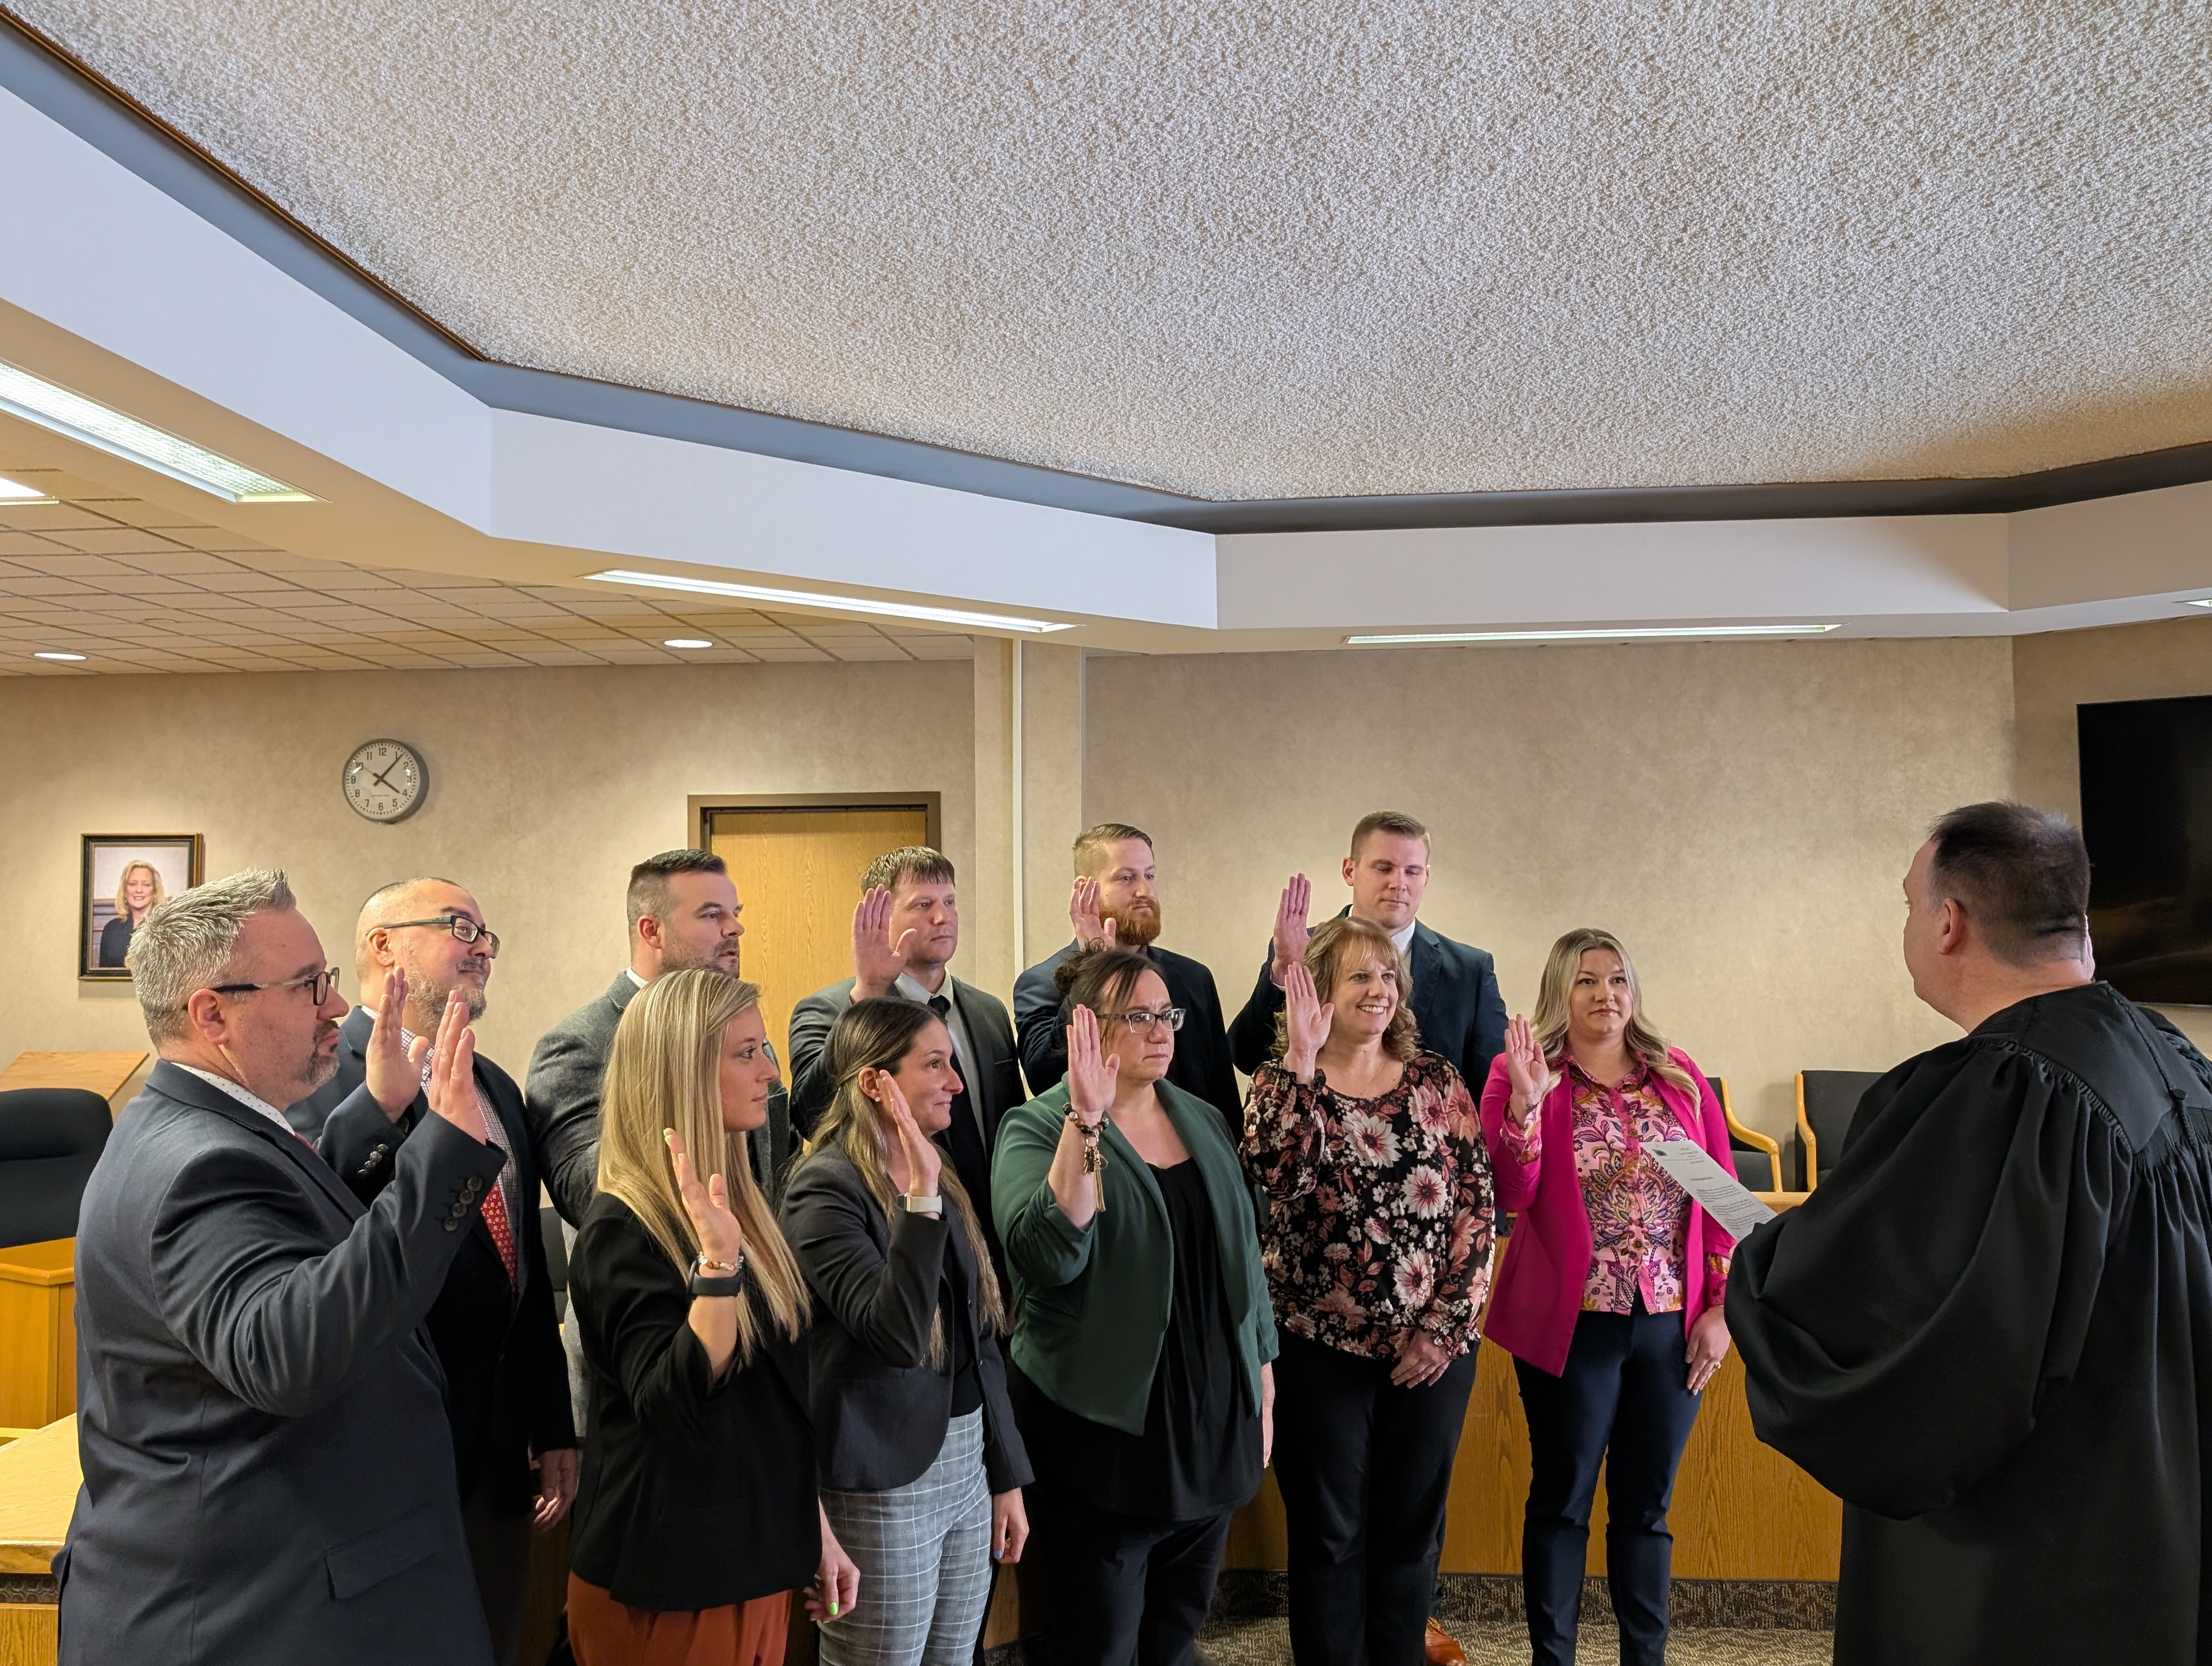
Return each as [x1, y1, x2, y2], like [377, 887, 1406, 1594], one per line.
[780, 1146, 1031, 1494]
[567, 1194, 818, 1612]
[1014, 940, 1240, 1127]
[1226, 914, 1507, 1092]
[288, 1007, 576, 1509]
[62, 1061, 504, 1666]
[787, 974, 1024, 1145]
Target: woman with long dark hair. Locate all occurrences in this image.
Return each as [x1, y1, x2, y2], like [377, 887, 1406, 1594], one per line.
[781, 997, 1031, 1666]
[1479, 929, 1737, 1666]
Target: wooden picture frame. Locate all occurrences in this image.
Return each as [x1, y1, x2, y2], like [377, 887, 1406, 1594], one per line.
[80, 834, 205, 981]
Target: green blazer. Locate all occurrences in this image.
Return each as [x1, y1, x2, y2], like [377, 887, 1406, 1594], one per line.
[991, 1078, 1277, 1436]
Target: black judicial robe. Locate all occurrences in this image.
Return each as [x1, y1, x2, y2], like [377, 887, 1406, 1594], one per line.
[1727, 983, 2212, 1666]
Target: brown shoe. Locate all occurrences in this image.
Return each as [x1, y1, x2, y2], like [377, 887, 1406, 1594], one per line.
[1424, 1616, 1468, 1665]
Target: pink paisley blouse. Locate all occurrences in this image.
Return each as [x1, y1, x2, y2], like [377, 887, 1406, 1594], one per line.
[1490, 1058, 1731, 1315]
[1242, 1052, 1496, 1359]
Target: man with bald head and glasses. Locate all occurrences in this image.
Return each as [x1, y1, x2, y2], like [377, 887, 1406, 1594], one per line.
[287, 876, 576, 1666]
[65, 869, 509, 1666]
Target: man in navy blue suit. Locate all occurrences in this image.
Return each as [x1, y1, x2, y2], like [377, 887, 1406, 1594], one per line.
[1228, 809, 1507, 1100]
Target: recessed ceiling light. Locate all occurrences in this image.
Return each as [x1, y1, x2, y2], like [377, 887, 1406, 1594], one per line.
[587, 569, 1074, 634]
[1343, 623, 1842, 646]
[0, 360, 316, 503]
[664, 638, 714, 649]
[0, 474, 57, 505]
[34, 650, 87, 662]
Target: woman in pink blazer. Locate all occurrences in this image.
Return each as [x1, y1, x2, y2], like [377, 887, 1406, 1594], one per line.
[1477, 928, 1737, 1666]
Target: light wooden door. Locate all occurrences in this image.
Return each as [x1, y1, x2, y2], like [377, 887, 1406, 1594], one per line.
[706, 805, 931, 1065]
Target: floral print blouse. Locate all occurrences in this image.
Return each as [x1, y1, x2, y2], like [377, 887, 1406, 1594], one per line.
[1242, 1052, 1496, 1360]
[1490, 1058, 1732, 1315]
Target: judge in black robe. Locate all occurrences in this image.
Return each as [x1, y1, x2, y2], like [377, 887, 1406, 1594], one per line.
[1729, 804, 2212, 1666]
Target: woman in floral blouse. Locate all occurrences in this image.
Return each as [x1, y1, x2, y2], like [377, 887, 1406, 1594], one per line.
[1478, 927, 1737, 1666]
[1243, 916, 1495, 1666]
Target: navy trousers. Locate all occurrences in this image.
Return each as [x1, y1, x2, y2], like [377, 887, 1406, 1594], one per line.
[1513, 1299, 1702, 1666]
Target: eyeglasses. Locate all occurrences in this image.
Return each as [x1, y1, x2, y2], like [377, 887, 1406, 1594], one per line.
[383, 915, 501, 957]
[208, 966, 342, 1005]
[1103, 1007, 1185, 1034]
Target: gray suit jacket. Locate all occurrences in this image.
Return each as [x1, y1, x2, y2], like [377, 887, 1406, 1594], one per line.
[524, 971, 795, 1226]
[61, 1061, 507, 1666]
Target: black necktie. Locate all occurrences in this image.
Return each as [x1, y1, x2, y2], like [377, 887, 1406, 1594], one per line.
[928, 994, 992, 1223]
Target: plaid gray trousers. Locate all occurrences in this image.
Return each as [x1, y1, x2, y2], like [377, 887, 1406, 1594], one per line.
[818, 1408, 994, 1666]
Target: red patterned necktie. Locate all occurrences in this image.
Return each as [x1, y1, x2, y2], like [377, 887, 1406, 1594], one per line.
[479, 1164, 517, 1285]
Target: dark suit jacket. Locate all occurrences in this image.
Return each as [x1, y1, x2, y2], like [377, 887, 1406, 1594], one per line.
[1014, 940, 1241, 1127]
[62, 1061, 505, 1666]
[567, 1193, 817, 1612]
[786, 973, 1024, 1146]
[288, 1007, 575, 1511]
[1226, 913, 1507, 1091]
[779, 1146, 1031, 1494]
[524, 971, 795, 1225]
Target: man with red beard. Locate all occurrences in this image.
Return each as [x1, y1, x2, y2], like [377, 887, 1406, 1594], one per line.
[1014, 822, 1242, 1129]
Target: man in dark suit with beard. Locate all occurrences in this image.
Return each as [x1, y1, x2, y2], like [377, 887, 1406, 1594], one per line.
[1013, 822, 1241, 1129]
[288, 876, 575, 1666]
[64, 868, 505, 1666]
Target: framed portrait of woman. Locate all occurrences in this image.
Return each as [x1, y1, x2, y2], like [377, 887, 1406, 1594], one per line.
[80, 835, 204, 981]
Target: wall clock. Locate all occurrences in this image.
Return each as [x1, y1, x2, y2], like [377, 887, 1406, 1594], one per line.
[342, 739, 427, 824]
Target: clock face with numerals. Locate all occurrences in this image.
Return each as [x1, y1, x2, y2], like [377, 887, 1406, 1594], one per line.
[342, 739, 426, 823]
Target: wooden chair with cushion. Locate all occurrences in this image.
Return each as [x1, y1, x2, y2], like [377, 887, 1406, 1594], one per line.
[1706, 1074, 1782, 1192]
[0, 1087, 112, 1250]
[1795, 1070, 1887, 1189]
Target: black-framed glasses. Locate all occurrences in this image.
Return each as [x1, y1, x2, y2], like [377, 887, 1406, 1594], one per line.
[383, 915, 501, 957]
[1104, 1007, 1185, 1034]
[208, 966, 342, 1005]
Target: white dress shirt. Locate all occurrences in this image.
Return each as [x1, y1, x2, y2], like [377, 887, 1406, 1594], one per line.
[176, 1063, 301, 1139]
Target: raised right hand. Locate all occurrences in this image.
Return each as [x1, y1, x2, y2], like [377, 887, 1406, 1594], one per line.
[851, 886, 916, 998]
[665, 1126, 746, 1266]
[1069, 877, 1118, 951]
[874, 1071, 942, 1199]
[361, 969, 432, 1120]
[1501, 1014, 1556, 1127]
[1063, 1004, 1119, 1127]
[423, 990, 488, 1140]
[1282, 960, 1332, 1080]
[1268, 874, 1313, 985]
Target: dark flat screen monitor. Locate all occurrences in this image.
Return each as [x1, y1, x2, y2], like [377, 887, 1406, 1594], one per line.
[2079, 693, 2212, 1007]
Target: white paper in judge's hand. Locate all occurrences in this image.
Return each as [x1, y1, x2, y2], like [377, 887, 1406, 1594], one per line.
[1644, 1140, 1778, 1241]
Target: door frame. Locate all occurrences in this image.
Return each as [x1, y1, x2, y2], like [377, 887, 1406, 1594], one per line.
[690, 792, 943, 853]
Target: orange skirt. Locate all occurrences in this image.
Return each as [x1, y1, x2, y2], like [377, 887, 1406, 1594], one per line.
[567, 1573, 790, 1666]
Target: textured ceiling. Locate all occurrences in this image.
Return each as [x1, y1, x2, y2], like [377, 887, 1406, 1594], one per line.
[0, 456, 974, 674]
[11, 2, 2212, 501]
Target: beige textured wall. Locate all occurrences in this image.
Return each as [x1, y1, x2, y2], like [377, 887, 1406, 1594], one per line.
[1082, 638, 2018, 1140]
[0, 661, 975, 1078]
[2012, 612, 2212, 1052]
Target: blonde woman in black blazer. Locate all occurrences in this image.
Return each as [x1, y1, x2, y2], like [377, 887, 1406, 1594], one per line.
[781, 997, 1030, 1666]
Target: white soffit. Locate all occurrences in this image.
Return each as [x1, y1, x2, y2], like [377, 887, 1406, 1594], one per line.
[9, 0, 2212, 501]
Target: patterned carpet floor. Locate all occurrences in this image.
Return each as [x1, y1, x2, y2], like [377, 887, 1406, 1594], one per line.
[1195, 1618, 1834, 1664]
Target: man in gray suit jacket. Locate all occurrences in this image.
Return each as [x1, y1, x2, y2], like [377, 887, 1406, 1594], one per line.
[786, 847, 1022, 1274]
[63, 869, 506, 1666]
[523, 848, 794, 1227]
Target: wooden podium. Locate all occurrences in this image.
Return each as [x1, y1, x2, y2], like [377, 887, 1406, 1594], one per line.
[0, 1245, 74, 1434]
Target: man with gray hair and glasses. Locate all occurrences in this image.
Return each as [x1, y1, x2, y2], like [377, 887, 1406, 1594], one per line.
[62, 870, 510, 1666]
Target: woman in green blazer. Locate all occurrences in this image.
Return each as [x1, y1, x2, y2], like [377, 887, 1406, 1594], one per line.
[992, 944, 1276, 1666]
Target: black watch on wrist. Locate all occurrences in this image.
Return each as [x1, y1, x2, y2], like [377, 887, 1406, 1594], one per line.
[688, 1254, 746, 1298]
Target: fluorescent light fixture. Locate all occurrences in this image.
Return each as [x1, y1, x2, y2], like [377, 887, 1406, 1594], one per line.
[588, 569, 1074, 634]
[2183, 598, 2212, 609]
[0, 475, 57, 505]
[1344, 623, 1842, 646]
[0, 360, 315, 503]
[663, 638, 714, 649]
[34, 650, 86, 662]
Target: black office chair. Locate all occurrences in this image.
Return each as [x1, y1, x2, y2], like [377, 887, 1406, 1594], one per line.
[0, 1087, 113, 1248]
[1706, 1074, 1782, 1192]
[541, 1203, 569, 1323]
[1795, 1070, 1886, 1189]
